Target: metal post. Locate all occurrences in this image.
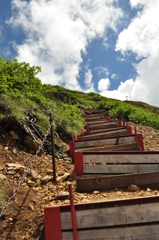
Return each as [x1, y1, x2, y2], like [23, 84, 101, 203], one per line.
[69, 185, 78, 240]
[50, 112, 56, 183]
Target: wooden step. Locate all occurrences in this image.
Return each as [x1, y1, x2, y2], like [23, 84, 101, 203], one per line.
[75, 135, 136, 149]
[79, 128, 128, 140]
[44, 196, 159, 240]
[76, 171, 159, 192]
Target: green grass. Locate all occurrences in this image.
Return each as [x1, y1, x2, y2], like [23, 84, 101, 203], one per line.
[1, 54, 159, 135]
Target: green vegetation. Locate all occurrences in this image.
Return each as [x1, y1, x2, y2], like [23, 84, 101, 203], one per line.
[99, 101, 159, 129]
[1, 54, 159, 138]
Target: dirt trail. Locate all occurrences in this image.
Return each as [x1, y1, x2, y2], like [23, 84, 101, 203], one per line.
[0, 121, 159, 239]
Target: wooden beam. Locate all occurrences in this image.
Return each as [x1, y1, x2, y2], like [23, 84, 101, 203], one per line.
[86, 120, 109, 125]
[83, 164, 159, 174]
[89, 121, 117, 129]
[74, 143, 140, 152]
[61, 202, 159, 230]
[75, 135, 136, 148]
[62, 224, 159, 240]
[80, 129, 127, 140]
[76, 171, 159, 192]
[89, 126, 124, 133]
[83, 154, 159, 164]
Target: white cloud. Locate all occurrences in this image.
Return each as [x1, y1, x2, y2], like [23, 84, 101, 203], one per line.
[99, 78, 134, 100]
[84, 69, 95, 92]
[94, 66, 109, 76]
[113, 0, 159, 106]
[98, 78, 110, 92]
[8, 0, 123, 90]
[116, 1, 159, 59]
[111, 73, 118, 79]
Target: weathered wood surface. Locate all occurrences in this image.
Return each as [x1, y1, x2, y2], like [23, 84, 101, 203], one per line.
[89, 125, 123, 133]
[75, 135, 136, 148]
[81, 128, 127, 139]
[86, 119, 109, 125]
[89, 121, 117, 129]
[83, 153, 159, 164]
[80, 129, 128, 140]
[85, 117, 102, 121]
[84, 126, 126, 134]
[76, 171, 159, 192]
[74, 142, 140, 152]
[83, 164, 159, 174]
[60, 202, 159, 229]
[84, 114, 100, 118]
[62, 225, 159, 240]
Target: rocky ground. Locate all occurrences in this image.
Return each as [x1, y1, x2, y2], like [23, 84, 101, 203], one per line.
[1, 120, 159, 239]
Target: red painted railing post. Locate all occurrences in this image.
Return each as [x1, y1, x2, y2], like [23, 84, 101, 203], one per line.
[86, 124, 89, 133]
[74, 152, 83, 176]
[72, 135, 75, 152]
[118, 120, 122, 126]
[69, 185, 78, 240]
[136, 134, 144, 151]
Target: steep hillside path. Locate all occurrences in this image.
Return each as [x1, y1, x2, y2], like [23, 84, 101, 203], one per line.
[1, 112, 159, 239]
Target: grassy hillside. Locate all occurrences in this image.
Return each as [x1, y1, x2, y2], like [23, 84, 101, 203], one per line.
[1, 54, 159, 136]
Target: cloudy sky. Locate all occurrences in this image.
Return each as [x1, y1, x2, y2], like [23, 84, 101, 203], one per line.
[0, 0, 159, 106]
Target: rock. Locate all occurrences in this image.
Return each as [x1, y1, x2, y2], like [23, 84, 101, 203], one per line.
[93, 191, 100, 194]
[114, 188, 118, 191]
[4, 146, 8, 151]
[9, 130, 19, 140]
[12, 149, 17, 155]
[47, 168, 53, 175]
[58, 171, 64, 176]
[30, 169, 38, 180]
[8, 218, 13, 222]
[6, 163, 25, 172]
[0, 167, 3, 171]
[127, 184, 140, 192]
[55, 192, 69, 200]
[117, 191, 122, 195]
[28, 180, 36, 187]
[0, 173, 7, 180]
[41, 175, 52, 184]
[27, 204, 34, 211]
[14, 173, 21, 178]
[102, 194, 107, 197]
[147, 188, 152, 192]
[57, 173, 71, 183]
[36, 179, 41, 186]
[7, 170, 16, 175]
[23, 135, 43, 153]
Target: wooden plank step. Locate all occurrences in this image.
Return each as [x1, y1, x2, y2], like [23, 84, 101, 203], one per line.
[81, 128, 127, 139]
[75, 135, 136, 149]
[76, 171, 159, 192]
[89, 121, 117, 129]
[44, 195, 159, 240]
[84, 114, 100, 118]
[86, 119, 109, 125]
[89, 125, 124, 133]
[74, 143, 140, 152]
[85, 116, 102, 121]
[79, 129, 128, 140]
[83, 153, 159, 164]
[61, 201, 159, 230]
[62, 224, 159, 240]
[83, 164, 159, 174]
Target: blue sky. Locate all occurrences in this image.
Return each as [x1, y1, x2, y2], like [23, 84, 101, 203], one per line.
[1, 0, 159, 106]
